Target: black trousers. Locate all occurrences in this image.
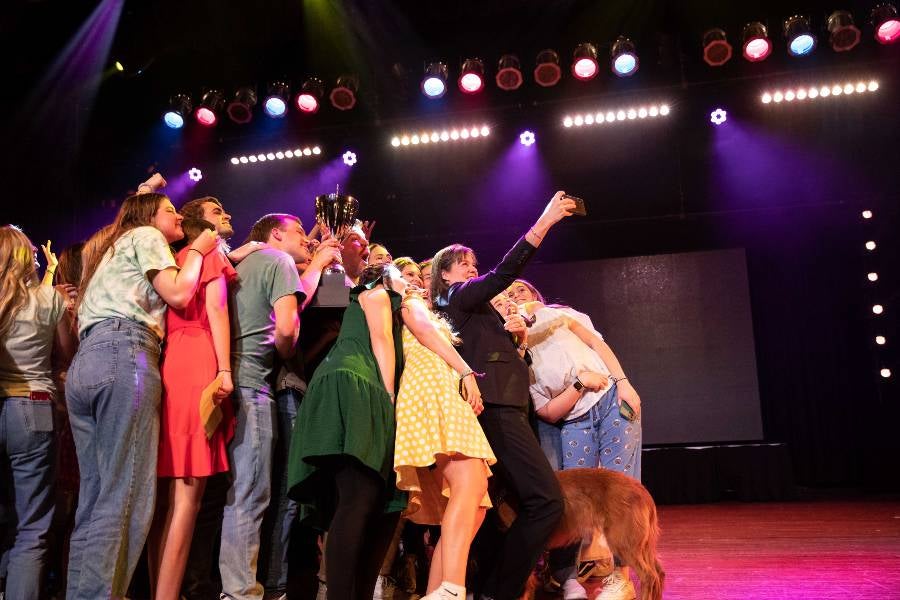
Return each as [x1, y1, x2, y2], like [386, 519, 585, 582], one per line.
[476, 405, 564, 600]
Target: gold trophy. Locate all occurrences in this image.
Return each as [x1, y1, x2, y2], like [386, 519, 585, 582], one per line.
[312, 185, 359, 307]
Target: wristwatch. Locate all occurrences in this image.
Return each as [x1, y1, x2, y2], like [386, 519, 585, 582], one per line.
[573, 376, 585, 393]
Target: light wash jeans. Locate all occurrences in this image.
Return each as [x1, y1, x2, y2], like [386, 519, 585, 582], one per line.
[219, 386, 276, 600]
[262, 388, 300, 593]
[0, 396, 56, 600]
[65, 318, 161, 599]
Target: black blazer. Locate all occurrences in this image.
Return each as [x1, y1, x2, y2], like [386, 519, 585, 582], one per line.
[435, 236, 537, 408]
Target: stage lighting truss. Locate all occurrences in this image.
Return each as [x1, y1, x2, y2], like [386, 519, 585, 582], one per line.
[784, 15, 817, 56]
[227, 86, 258, 124]
[330, 75, 359, 110]
[561, 103, 671, 129]
[390, 125, 491, 148]
[229, 145, 322, 166]
[188, 168, 203, 182]
[702, 28, 733, 66]
[534, 49, 562, 87]
[496, 54, 523, 91]
[760, 79, 880, 104]
[827, 10, 862, 52]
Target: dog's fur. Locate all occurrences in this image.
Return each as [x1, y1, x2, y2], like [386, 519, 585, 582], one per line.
[526, 468, 664, 600]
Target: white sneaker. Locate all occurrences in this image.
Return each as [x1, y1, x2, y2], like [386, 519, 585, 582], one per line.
[593, 569, 636, 600]
[562, 577, 589, 600]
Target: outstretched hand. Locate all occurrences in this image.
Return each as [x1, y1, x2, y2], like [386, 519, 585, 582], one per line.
[41, 240, 58, 272]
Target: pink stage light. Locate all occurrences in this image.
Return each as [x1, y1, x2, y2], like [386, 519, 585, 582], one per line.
[877, 19, 900, 43]
[195, 107, 217, 127]
[459, 72, 483, 93]
[296, 93, 319, 113]
[573, 58, 598, 79]
[744, 38, 771, 61]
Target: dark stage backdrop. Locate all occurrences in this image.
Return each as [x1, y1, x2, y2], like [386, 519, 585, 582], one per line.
[525, 248, 763, 445]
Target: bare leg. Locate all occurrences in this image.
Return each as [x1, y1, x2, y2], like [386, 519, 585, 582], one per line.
[153, 477, 207, 600]
[147, 479, 174, 599]
[425, 455, 488, 593]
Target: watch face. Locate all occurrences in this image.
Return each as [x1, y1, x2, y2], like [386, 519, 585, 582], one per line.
[573, 379, 584, 391]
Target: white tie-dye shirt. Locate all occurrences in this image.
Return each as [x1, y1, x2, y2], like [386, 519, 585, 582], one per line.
[78, 226, 177, 339]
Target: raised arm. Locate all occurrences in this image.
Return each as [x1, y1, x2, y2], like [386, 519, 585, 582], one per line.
[568, 318, 641, 419]
[450, 191, 576, 311]
[359, 287, 396, 401]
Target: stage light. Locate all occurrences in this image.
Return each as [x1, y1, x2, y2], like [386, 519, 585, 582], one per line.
[572, 43, 600, 80]
[876, 336, 886, 345]
[195, 89, 224, 127]
[188, 168, 202, 182]
[862, 210, 873, 219]
[760, 80, 880, 105]
[873, 304, 884, 314]
[710, 108, 727, 125]
[519, 131, 536, 146]
[881, 368, 892, 378]
[742, 22, 773, 61]
[868, 272, 879, 282]
[872, 4, 900, 44]
[264, 81, 290, 118]
[114, 61, 124, 72]
[866, 241, 877, 250]
[459, 58, 485, 93]
[422, 62, 449, 98]
[827, 10, 862, 52]
[534, 49, 562, 87]
[702, 28, 733, 66]
[610, 37, 639, 76]
[330, 75, 358, 110]
[343, 151, 357, 166]
[226, 86, 258, 124]
[496, 54, 523, 90]
[163, 93, 192, 129]
[229, 144, 322, 167]
[296, 77, 324, 113]
[784, 15, 817, 56]
[390, 124, 491, 149]
[562, 103, 671, 129]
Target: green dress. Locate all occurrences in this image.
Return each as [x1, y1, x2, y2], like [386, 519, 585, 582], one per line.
[287, 280, 407, 527]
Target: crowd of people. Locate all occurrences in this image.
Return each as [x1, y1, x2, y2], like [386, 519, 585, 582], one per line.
[0, 173, 643, 600]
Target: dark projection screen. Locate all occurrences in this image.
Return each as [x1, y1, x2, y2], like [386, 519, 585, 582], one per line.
[523, 248, 763, 445]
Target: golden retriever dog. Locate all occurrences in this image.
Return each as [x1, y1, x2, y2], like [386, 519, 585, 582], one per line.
[516, 468, 664, 600]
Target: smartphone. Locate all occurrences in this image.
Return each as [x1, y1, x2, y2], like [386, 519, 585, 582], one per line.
[563, 194, 587, 216]
[619, 399, 637, 422]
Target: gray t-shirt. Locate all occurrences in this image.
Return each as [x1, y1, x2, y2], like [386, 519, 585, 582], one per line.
[230, 248, 303, 393]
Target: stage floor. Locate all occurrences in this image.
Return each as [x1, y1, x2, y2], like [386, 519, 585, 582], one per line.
[645, 499, 900, 600]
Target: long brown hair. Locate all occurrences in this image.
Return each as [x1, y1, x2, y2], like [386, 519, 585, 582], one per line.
[0, 225, 39, 339]
[78, 193, 168, 310]
[54, 241, 85, 287]
[429, 244, 474, 304]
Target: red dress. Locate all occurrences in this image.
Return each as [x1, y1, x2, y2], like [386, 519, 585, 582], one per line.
[158, 247, 237, 477]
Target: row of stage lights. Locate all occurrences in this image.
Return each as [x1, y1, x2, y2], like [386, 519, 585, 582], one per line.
[760, 80, 879, 103]
[161, 5, 899, 129]
[163, 76, 358, 129]
[704, 5, 900, 65]
[860, 209, 892, 380]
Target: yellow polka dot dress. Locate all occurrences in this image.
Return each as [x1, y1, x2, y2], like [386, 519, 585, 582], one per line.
[394, 326, 496, 525]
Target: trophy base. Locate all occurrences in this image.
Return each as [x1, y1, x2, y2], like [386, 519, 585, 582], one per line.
[310, 269, 352, 308]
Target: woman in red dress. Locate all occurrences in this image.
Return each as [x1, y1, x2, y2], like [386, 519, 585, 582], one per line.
[148, 218, 237, 600]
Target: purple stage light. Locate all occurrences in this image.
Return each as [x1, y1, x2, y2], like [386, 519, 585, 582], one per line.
[188, 168, 203, 182]
[342, 151, 357, 166]
[710, 109, 728, 125]
[519, 131, 536, 146]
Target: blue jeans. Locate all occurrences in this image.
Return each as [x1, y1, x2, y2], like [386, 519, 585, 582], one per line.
[262, 388, 300, 593]
[65, 318, 162, 599]
[0, 396, 56, 600]
[220, 386, 276, 600]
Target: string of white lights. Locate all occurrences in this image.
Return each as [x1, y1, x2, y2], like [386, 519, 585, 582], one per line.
[562, 104, 671, 128]
[230, 146, 321, 165]
[760, 80, 879, 104]
[390, 125, 491, 148]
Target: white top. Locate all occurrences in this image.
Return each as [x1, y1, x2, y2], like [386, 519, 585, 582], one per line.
[527, 305, 610, 420]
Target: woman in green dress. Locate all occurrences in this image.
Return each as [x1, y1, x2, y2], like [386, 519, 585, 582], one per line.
[288, 263, 406, 600]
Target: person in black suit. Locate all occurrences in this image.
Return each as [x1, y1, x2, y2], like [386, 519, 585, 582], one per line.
[430, 191, 577, 600]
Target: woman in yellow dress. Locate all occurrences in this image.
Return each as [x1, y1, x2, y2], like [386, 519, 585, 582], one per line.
[389, 262, 496, 600]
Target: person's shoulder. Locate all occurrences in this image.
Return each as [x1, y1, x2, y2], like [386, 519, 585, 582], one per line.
[128, 225, 167, 243]
[241, 246, 292, 267]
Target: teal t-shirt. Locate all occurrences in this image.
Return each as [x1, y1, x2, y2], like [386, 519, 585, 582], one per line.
[230, 248, 303, 393]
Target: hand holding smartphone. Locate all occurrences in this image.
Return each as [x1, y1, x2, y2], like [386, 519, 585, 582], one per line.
[562, 194, 587, 216]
